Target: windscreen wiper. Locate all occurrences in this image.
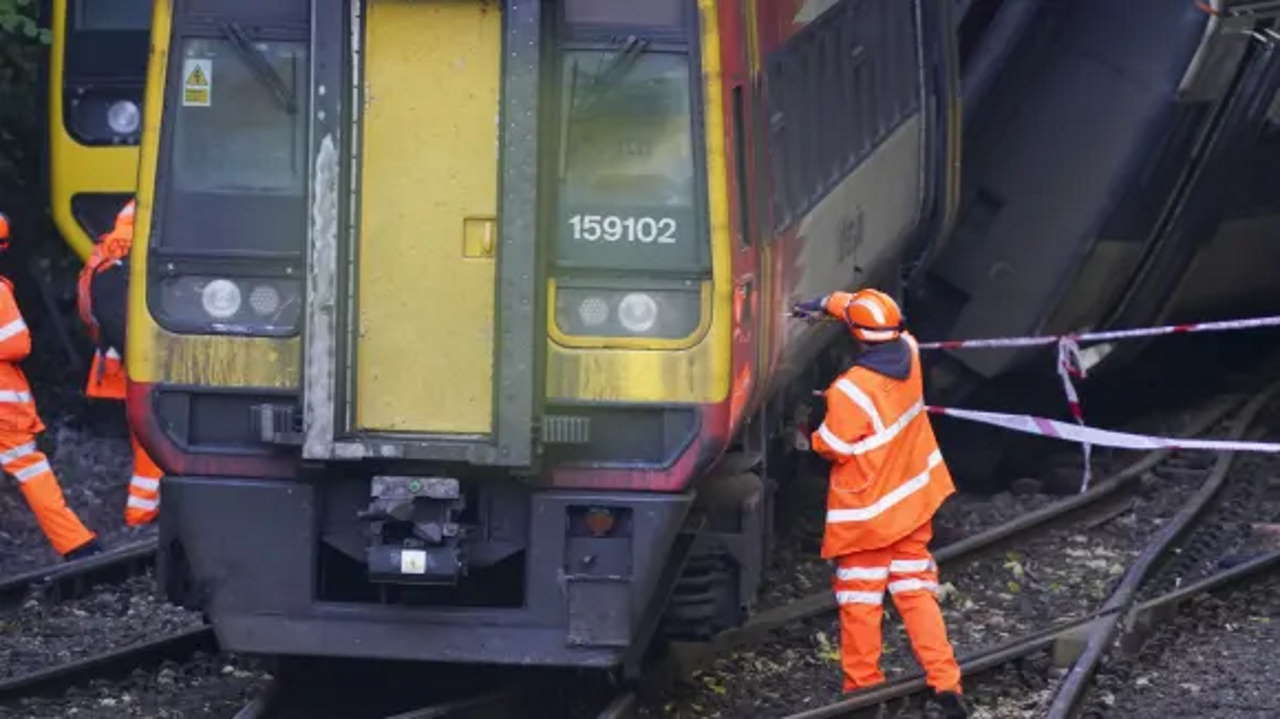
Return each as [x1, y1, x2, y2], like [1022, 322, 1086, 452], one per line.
[221, 22, 298, 115]
[594, 35, 648, 90]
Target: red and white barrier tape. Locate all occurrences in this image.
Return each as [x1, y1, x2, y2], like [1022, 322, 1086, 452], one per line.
[917, 314, 1280, 351]
[918, 313, 1280, 490]
[928, 406, 1280, 454]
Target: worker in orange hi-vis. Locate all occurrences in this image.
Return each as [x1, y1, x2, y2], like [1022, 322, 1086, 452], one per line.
[792, 288, 968, 719]
[0, 213, 101, 560]
[76, 199, 162, 526]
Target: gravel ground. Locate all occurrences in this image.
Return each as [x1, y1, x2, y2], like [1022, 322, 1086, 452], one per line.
[1099, 569, 1280, 718]
[0, 653, 270, 718]
[643, 445, 1227, 717]
[0, 573, 201, 681]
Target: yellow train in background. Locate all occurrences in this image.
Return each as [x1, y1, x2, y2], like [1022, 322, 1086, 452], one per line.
[47, 0, 151, 259]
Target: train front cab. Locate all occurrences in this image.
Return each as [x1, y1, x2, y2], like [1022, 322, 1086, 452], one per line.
[129, 0, 957, 668]
[48, 0, 151, 259]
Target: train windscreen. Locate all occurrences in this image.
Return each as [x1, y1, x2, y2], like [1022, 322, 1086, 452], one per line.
[555, 49, 708, 275]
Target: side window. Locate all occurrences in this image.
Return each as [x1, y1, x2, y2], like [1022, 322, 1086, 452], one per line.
[762, 0, 922, 232]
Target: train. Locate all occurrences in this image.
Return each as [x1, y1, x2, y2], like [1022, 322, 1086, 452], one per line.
[47, 0, 152, 260]
[117, 0, 1280, 672]
[127, 0, 958, 669]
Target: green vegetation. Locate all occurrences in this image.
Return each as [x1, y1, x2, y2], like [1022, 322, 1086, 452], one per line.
[0, 0, 47, 205]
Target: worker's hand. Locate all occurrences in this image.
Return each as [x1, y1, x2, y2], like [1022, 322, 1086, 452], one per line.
[790, 296, 828, 318]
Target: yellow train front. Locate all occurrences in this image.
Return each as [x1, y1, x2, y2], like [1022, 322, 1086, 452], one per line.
[48, 0, 151, 259]
[129, 0, 957, 667]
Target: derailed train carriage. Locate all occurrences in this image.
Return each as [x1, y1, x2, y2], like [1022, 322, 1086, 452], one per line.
[128, 0, 959, 667]
[916, 0, 1280, 413]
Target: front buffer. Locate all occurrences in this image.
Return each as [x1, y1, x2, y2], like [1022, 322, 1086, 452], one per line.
[159, 475, 691, 667]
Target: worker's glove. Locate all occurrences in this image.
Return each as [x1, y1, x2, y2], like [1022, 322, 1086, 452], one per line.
[790, 296, 828, 319]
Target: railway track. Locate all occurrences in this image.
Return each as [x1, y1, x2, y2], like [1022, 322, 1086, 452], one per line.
[0, 387, 1265, 717]
[642, 392, 1246, 687]
[753, 381, 1280, 719]
[232, 677, 522, 719]
[0, 536, 212, 702]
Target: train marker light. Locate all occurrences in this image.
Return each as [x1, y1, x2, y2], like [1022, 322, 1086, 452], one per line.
[248, 284, 282, 316]
[584, 507, 616, 537]
[578, 296, 610, 328]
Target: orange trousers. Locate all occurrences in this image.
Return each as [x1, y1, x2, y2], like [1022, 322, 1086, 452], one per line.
[0, 432, 96, 555]
[125, 431, 162, 526]
[833, 520, 961, 693]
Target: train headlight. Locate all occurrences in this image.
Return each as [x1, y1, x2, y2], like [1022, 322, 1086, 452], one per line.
[155, 275, 302, 336]
[617, 293, 658, 334]
[200, 279, 242, 319]
[555, 284, 701, 340]
[106, 100, 141, 135]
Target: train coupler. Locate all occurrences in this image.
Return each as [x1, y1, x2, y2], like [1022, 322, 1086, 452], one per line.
[361, 475, 467, 585]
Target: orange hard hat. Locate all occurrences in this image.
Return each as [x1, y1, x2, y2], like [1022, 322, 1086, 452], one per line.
[824, 288, 903, 343]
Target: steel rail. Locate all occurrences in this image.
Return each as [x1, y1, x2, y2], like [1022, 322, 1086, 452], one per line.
[594, 690, 639, 719]
[0, 624, 214, 699]
[781, 543, 1280, 719]
[700, 394, 1242, 652]
[0, 538, 158, 604]
[1045, 380, 1280, 718]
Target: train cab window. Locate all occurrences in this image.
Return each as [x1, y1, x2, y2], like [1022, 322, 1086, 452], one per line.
[73, 1, 151, 30]
[62, 0, 150, 145]
[158, 36, 308, 256]
[173, 38, 305, 197]
[555, 49, 707, 274]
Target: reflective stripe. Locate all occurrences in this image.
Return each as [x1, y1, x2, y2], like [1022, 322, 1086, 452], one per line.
[105, 348, 122, 360]
[857, 329, 898, 342]
[836, 566, 889, 581]
[0, 318, 27, 342]
[853, 297, 886, 324]
[0, 390, 32, 403]
[129, 475, 160, 492]
[843, 400, 925, 456]
[0, 442, 36, 465]
[835, 590, 884, 606]
[827, 450, 944, 523]
[835, 379, 885, 432]
[126, 495, 159, 511]
[818, 422, 857, 456]
[888, 578, 938, 595]
[889, 558, 935, 574]
[13, 460, 51, 482]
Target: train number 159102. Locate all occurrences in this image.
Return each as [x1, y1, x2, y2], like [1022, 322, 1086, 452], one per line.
[568, 214, 678, 244]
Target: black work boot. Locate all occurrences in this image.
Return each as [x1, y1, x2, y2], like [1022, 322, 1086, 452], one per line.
[934, 691, 969, 719]
[64, 538, 103, 562]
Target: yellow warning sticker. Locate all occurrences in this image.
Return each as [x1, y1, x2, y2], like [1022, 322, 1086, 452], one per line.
[182, 58, 212, 107]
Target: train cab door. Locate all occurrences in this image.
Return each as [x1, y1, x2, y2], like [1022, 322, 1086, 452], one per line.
[303, 0, 542, 466]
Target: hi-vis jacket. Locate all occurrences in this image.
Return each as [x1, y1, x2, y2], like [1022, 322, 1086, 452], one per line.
[811, 334, 955, 557]
[77, 200, 133, 399]
[0, 276, 44, 435]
